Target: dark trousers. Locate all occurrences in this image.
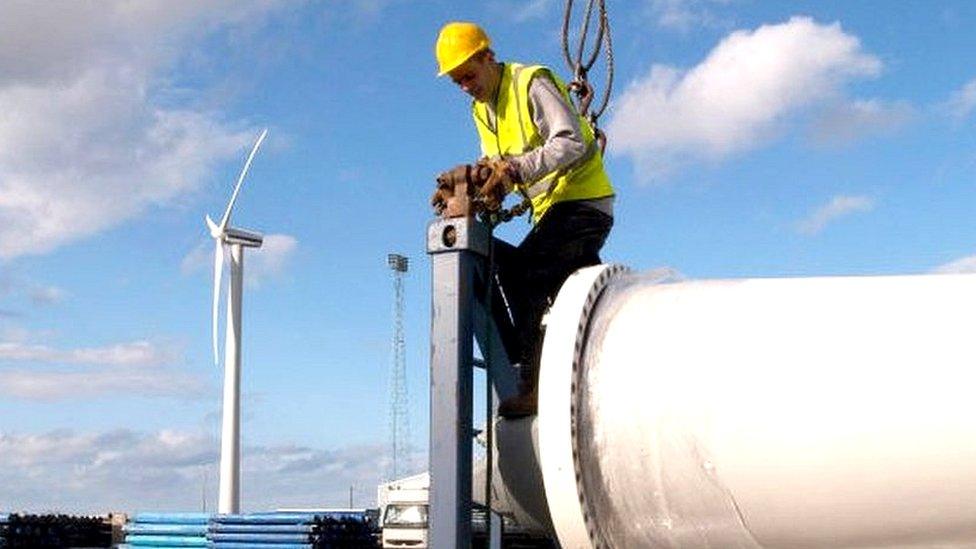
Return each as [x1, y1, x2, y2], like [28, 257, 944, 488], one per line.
[488, 200, 613, 367]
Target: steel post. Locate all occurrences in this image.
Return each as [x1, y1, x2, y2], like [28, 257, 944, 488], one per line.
[426, 217, 491, 548]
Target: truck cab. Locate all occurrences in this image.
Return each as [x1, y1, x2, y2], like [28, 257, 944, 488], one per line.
[381, 498, 428, 548]
[377, 472, 429, 548]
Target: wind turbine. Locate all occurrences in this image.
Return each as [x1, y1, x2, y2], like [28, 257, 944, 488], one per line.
[207, 128, 267, 514]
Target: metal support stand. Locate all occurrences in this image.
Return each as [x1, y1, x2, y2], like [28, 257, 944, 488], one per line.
[426, 217, 517, 548]
[489, 511, 503, 549]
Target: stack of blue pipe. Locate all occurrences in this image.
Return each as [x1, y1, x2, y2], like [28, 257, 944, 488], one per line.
[0, 513, 111, 548]
[0, 514, 8, 548]
[309, 512, 378, 548]
[122, 510, 377, 548]
[209, 512, 318, 549]
[121, 513, 209, 548]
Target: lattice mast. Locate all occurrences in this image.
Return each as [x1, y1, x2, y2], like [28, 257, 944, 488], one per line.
[387, 253, 410, 479]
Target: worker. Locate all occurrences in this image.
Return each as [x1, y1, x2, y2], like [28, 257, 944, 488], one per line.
[433, 22, 615, 418]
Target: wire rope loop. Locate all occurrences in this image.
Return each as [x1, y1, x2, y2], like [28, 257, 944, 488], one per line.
[562, 0, 614, 127]
[569, 78, 595, 119]
[593, 126, 607, 156]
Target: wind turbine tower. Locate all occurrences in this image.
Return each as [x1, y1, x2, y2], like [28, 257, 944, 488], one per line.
[387, 253, 410, 479]
[206, 128, 268, 514]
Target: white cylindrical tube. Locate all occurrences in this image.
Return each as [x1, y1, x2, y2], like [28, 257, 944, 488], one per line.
[538, 268, 976, 548]
[219, 244, 244, 514]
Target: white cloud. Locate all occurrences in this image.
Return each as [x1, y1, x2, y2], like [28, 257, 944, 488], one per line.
[0, 272, 67, 309]
[183, 233, 298, 287]
[943, 78, 976, 121]
[182, 242, 215, 276]
[0, 325, 62, 348]
[485, 0, 555, 23]
[0, 339, 205, 400]
[0, 325, 34, 343]
[28, 285, 67, 306]
[607, 16, 882, 180]
[244, 442, 412, 508]
[350, 0, 398, 18]
[0, 429, 215, 510]
[248, 234, 298, 286]
[323, 0, 402, 26]
[0, 284, 63, 322]
[648, 0, 734, 32]
[933, 255, 976, 274]
[796, 194, 875, 235]
[515, 0, 556, 22]
[0, 1, 294, 259]
[0, 1, 288, 87]
[809, 99, 915, 146]
[0, 340, 176, 366]
[0, 429, 397, 512]
[0, 366, 205, 401]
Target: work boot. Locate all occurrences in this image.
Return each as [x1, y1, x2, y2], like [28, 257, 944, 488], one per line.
[498, 365, 538, 418]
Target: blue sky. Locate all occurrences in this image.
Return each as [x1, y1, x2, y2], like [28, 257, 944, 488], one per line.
[0, 0, 974, 512]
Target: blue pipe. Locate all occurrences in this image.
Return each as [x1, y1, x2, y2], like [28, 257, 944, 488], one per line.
[311, 512, 370, 521]
[118, 543, 209, 549]
[119, 546, 205, 549]
[209, 524, 313, 534]
[213, 541, 315, 549]
[208, 532, 311, 543]
[124, 534, 208, 547]
[125, 524, 209, 536]
[211, 514, 316, 525]
[132, 513, 211, 524]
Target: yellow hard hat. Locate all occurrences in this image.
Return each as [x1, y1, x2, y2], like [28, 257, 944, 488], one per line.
[435, 22, 491, 76]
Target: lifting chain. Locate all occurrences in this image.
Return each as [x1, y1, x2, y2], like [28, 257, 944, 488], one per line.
[479, 198, 531, 227]
[561, 0, 614, 154]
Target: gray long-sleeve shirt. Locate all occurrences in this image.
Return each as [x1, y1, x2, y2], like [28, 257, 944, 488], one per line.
[482, 67, 613, 216]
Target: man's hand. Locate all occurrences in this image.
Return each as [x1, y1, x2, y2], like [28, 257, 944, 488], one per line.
[478, 158, 519, 211]
[430, 186, 451, 215]
[432, 164, 468, 215]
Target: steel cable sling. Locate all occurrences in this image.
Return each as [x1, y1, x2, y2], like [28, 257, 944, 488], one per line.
[562, 0, 614, 153]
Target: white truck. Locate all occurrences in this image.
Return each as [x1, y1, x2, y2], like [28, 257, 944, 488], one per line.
[377, 471, 556, 548]
[377, 472, 429, 548]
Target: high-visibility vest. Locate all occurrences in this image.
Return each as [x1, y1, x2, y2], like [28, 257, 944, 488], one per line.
[472, 63, 614, 223]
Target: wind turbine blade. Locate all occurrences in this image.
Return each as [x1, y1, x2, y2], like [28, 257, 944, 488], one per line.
[206, 214, 220, 238]
[219, 128, 268, 231]
[211, 238, 225, 366]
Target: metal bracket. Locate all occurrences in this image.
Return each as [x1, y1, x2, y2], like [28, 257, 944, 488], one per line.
[427, 217, 490, 257]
